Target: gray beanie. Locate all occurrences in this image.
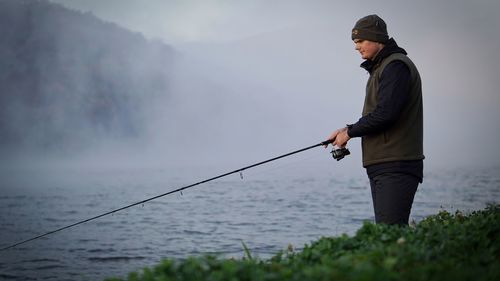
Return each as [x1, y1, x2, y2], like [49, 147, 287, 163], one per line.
[351, 14, 389, 43]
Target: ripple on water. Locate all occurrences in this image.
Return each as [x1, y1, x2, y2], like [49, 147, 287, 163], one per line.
[87, 248, 116, 253]
[20, 258, 60, 263]
[34, 264, 66, 270]
[88, 256, 146, 262]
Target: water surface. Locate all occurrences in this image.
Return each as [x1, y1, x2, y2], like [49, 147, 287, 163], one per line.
[0, 165, 498, 280]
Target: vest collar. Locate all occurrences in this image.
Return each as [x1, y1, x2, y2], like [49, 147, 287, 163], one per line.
[360, 38, 407, 73]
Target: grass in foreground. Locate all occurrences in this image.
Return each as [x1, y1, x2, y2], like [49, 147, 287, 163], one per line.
[106, 205, 500, 281]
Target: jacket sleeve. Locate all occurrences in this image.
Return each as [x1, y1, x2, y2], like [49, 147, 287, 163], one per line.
[347, 60, 411, 138]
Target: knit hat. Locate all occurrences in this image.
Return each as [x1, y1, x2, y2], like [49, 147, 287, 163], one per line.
[351, 14, 389, 43]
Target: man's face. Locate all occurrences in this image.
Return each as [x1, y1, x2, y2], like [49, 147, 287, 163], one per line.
[354, 39, 383, 61]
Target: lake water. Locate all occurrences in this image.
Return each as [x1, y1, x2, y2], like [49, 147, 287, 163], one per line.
[0, 162, 499, 281]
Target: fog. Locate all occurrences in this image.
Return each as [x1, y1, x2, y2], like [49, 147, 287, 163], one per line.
[3, 0, 500, 180]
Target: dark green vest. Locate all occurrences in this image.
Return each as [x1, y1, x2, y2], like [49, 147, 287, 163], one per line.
[361, 53, 424, 167]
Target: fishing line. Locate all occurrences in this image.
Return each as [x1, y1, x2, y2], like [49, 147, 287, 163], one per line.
[1, 140, 337, 251]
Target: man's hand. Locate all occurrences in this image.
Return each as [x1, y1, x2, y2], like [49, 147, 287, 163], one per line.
[325, 127, 351, 148]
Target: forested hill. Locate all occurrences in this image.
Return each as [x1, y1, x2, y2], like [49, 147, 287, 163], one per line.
[0, 0, 174, 151]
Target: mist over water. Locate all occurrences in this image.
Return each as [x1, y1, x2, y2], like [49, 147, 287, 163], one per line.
[2, 0, 500, 172]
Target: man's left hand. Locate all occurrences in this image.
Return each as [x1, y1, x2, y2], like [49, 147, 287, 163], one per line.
[326, 127, 351, 148]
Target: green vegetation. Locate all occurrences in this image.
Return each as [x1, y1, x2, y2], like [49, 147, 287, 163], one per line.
[106, 205, 500, 281]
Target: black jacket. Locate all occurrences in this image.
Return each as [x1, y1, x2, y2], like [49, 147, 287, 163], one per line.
[348, 38, 411, 138]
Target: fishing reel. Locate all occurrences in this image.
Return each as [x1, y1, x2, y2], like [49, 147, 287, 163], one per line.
[331, 147, 350, 161]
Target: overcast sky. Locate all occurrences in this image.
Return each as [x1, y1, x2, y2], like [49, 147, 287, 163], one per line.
[49, 0, 500, 44]
[47, 0, 500, 172]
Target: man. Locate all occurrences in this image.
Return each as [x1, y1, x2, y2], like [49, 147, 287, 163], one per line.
[326, 15, 424, 225]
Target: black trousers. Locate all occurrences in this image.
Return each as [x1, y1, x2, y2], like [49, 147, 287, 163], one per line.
[369, 172, 419, 225]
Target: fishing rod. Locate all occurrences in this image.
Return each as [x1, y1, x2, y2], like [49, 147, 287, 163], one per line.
[0, 140, 349, 251]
